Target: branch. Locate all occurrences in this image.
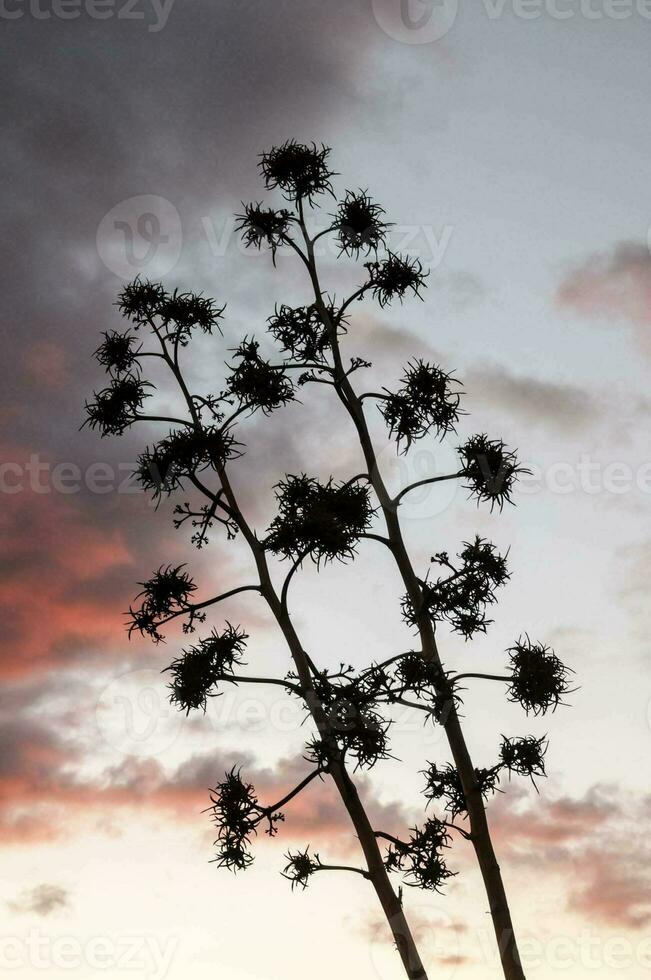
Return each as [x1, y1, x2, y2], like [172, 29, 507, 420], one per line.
[392, 471, 464, 508]
[314, 863, 371, 880]
[280, 549, 311, 612]
[150, 584, 262, 632]
[451, 673, 511, 685]
[215, 674, 302, 697]
[263, 769, 322, 816]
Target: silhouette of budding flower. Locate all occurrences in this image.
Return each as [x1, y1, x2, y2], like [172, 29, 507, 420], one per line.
[267, 304, 332, 362]
[84, 374, 151, 437]
[94, 330, 139, 375]
[500, 735, 548, 781]
[166, 625, 248, 713]
[227, 340, 295, 413]
[209, 768, 261, 872]
[507, 637, 571, 715]
[423, 762, 500, 818]
[408, 537, 510, 639]
[265, 475, 374, 564]
[381, 361, 462, 450]
[283, 848, 321, 890]
[386, 819, 454, 892]
[333, 189, 388, 256]
[365, 252, 428, 307]
[128, 564, 198, 641]
[158, 289, 225, 341]
[260, 140, 334, 203]
[117, 277, 167, 325]
[136, 426, 239, 500]
[458, 433, 528, 511]
[236, 202, 291, 258]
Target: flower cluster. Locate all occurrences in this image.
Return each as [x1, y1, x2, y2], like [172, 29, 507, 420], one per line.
[94, 330, 140, 375]
[458, 434, 527, 511]
[332, 189, 388, 256]
[236, 202, 291, 259]
[282, 848, 322, 890]
[499, 735, 548, 781]
[364, 252, 427, 307]
[127, 564, 198, 641]
[407, 538, 510, 639]
[265, 475, 374, 564]
[117, 277, 166, 324]
[381, 361, 462, 450]
[226, 340, 295, 414]
[117, 278, 224, 340]
[260, 140, 334, 203]
[385, 819, 454, 892]
[166, 625, 248, 713]
[83, 375, 151, 437]
[209, 769, 262, 872]
[312, 668, 392, 770]
[507, 637, 571, 715]
[422, 762, 500, 818]
[136, 426, 239, 500]
[267, 304, 332, 363]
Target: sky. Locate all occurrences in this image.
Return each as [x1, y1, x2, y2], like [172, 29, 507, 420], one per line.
[2, 1, 651, 978]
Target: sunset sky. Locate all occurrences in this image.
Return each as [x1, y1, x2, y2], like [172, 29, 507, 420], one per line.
[2, 2, 651, 978]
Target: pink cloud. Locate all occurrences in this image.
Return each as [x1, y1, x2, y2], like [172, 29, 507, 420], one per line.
[557, 241, 651, 356]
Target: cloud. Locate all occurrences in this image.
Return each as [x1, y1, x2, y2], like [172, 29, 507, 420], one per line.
[556, 241, 651, 356]
[464, 363, 599, 433]
[8, 884, 70, 917]
[490, 784, 651, 931]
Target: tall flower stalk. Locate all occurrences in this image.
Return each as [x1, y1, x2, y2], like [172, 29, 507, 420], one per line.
[85, 141, 572, 980]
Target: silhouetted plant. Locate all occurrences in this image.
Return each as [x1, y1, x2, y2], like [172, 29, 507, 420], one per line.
[85, 141, 574, 980]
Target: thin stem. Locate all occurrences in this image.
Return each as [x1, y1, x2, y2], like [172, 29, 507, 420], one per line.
[263, 769, 322, 816]
[315, 863, 371, 880]
[216, 674, 302, 696]
[392, 472, 464, 508]
[452, 673, 511, 685]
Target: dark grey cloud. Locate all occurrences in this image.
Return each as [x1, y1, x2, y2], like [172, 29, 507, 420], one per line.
[464, 362, 600, 433]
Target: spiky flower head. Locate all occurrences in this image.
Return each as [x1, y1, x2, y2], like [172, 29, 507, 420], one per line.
[267, 304, 332, 363]
[458, 433, 528, 511]
[94, 330, 139, 376]
[158, 289, 225, 341]
[333, 189, 388, 256]
[422, 762, 500, 818]
[365, 252, 428, 307]
[260, 140, 334, 203]
[407, 537, 510, 640]
[282, 848, 321, 890]
[507, 637, 572, 715]
[166, 625, 248, 713]
[381, 361, 462, 450]
[500, 735, 548, 780]
[209, 768, 260, 872]
[127, 564, 198, 641]
[386, 819, 454, 892]
[265, 475, 374, 565]
[83, 374, 151, 437]
[227, 340, 295, 414]
[136, 426, 239, 500]
[236, 202, 291, 259]
[117, 277, 167, 325]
